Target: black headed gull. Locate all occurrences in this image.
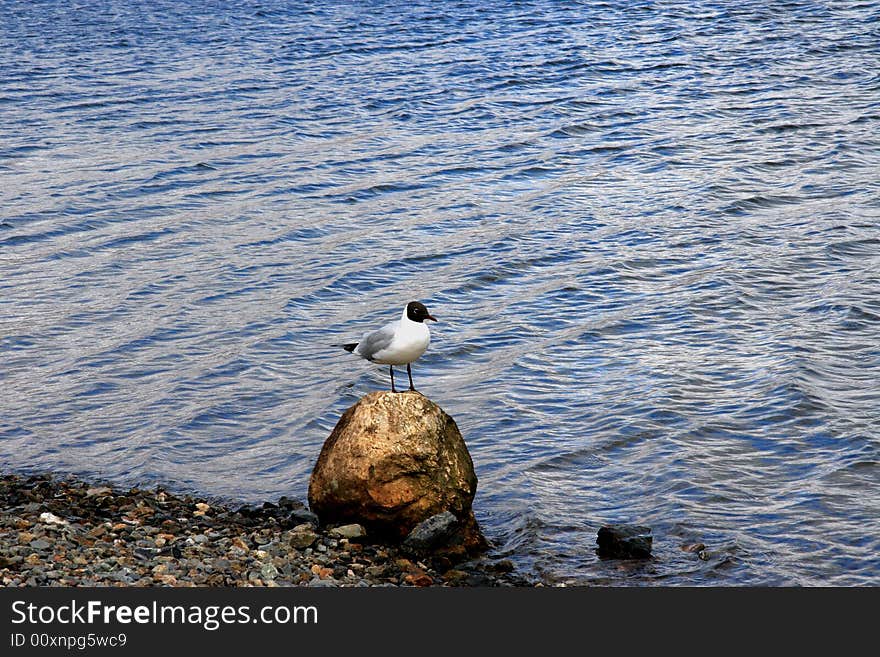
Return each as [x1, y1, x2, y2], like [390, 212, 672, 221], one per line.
[341, 301, 437, 393]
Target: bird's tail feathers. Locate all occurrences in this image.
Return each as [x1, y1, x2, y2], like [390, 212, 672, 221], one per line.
[340, 343, 358, 353]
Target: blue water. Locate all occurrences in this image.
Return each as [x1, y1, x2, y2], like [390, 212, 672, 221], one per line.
[2, 0, 879, 586]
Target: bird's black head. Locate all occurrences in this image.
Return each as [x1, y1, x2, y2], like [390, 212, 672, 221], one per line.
[406, 301, 437, 323]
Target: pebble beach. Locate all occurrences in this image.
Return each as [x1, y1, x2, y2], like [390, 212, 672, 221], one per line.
[0, 473, 533, 588]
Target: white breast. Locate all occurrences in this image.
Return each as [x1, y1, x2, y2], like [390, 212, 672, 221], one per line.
[370, 320, 430, 365]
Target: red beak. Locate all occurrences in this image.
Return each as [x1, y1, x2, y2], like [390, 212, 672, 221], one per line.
[427, 314, 438, 322]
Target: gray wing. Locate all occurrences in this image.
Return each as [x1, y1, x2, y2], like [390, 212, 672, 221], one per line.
[354, 320, 397, 361]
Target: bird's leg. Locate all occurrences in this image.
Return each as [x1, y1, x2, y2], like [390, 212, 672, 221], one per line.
[407, 363, 415, 391]
[389, 365, 397, 393]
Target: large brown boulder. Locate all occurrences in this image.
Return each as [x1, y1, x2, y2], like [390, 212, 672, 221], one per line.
[308, 391, 485, 554]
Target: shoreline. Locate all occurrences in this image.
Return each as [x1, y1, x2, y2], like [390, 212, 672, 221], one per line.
[0, 472, 536, 587]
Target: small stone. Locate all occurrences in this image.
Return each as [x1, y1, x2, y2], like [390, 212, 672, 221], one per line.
[260, 563, 279, 581]
[329, 523, 365, 539]
[681, 543, 706, 553]
[288, 509, 319, 527]
[395, 558, 417, 572]
[38, 512, 68, 526]
[310, 564, 333, 579]
[366, 565, 386, 578]
[29, 538, 52, 551]
[88, 525, 108, 538]
[442, 569, 469, 583]
[86, 487, 112, 497]
[288, 527, 318, 550]
[404, 572, 434, 587]
[309, 577, 338, 587]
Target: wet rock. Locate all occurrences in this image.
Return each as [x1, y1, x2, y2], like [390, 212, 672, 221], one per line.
[488, 559, 515, 573]
[596, 525, 653, 559]
[681, 543, 710, 561]
[402, 511, 458, 553]
[308, 391, 485, 550]
[277, 496, 302, 510]
[288, 509, 319, 527]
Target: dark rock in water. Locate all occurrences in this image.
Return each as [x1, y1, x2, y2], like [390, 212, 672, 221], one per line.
[402, 511, 458, 553]
[277, 496, 303, 510]
[596, 524, 653, 559]
[308, 391, 485, 553]
[488, 559, 515, 574]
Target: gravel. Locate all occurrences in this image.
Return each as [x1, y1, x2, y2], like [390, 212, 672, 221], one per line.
[0, 473, 535, 587]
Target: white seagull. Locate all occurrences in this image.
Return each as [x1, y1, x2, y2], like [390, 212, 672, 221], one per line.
[341, 301, 437, 393]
